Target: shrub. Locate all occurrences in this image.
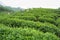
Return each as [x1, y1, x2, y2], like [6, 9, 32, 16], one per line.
[10, 16, 36, 21]
[0, 25, 59, 40]
[56, 18, 60, 28]
[0, 18, 60, 37]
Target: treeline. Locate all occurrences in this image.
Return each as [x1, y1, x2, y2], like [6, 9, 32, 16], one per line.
[0, 5, 24, 12]
[0, 5, 12, 12]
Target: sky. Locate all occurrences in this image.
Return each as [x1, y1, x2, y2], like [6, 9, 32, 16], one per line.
[0, 0, 60, 9]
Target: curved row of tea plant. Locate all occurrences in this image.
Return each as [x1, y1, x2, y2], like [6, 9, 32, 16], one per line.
[0, 24, 60, 40]
[0, 18, 60, 37]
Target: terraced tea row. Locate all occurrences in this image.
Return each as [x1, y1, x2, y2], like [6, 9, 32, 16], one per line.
[0, 24, 60, 40]
[0, 18, 60, 37]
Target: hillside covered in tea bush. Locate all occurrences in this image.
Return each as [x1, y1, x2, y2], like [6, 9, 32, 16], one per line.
[0, 6, 60, 40]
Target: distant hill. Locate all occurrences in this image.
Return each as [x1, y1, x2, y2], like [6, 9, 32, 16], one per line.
[0, 5, 24, 12]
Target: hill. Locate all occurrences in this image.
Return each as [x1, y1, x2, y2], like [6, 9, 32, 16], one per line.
[0, 7, 60, 40]
[0, 5, 24, 12]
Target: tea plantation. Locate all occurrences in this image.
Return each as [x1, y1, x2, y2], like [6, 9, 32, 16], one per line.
[0, 8, 60, 40]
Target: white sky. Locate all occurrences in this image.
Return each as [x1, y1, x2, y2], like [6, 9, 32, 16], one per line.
[0, 0, 60, 9]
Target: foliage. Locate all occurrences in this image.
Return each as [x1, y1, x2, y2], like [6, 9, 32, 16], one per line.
[0, 7, 60, 40]
[0, 24, 60, 40]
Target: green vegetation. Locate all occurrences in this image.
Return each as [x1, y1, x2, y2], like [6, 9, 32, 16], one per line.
[0, 5, 60, 40]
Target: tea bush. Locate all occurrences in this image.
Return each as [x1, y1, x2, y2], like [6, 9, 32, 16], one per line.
[0, 24, 60, 40]
[56, 18, 60, 28]
[0, 18, 60, 37]
[9, 16, 36, 21]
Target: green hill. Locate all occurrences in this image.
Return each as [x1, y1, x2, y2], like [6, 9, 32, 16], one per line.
[0, 7, 60, 40]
